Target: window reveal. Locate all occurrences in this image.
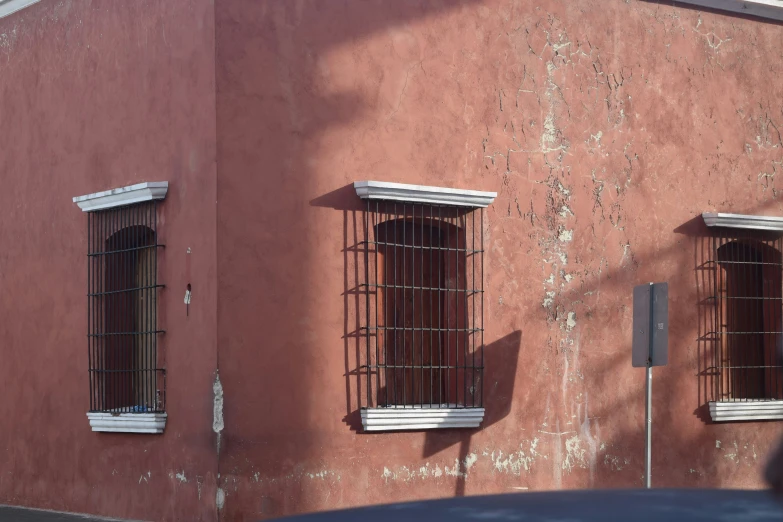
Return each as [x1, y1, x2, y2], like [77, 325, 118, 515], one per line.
[362, 201, 484, 410]
[710, 228, 783, 402]
[88, 201, 165, 413]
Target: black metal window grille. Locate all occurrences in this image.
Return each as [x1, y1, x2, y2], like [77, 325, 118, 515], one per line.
[707, 228, 783, 402]
[361, 201, 484, 409]
[87, 201, 165, 413]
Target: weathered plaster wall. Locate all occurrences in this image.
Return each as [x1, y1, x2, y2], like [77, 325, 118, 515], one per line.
[0, 1, 218, 520]
[216, 0, 783, 520]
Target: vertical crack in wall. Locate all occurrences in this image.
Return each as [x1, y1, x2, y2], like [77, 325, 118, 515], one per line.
[213, 371, 225, 455]
[213, 371, 225, 513]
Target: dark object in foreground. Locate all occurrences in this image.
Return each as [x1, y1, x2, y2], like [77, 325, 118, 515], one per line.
[273, 489, 783, 522]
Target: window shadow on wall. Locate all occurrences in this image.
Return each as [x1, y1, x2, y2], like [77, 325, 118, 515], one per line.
[519, 201, 783, 491]
[421, 330, 522, 497]
[312, 186, 520, 446]
[676, 214, 783, 424]
[513, 201, 777, 488]
[314, 185, 521, 497]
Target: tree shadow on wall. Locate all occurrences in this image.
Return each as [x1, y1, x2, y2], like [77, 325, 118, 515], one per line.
[522, 201, 783, 491]
[217, 1, 483, 519]
[315, 187, 783, 494]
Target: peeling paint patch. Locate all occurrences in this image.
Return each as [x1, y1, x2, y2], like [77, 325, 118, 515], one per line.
[724, 441, 739, 463]
[543, 291, 555, 309]
[588, 130, 603, 147]
[216, 488, 225, 510]
[491, 440, 541, 475]
[603, 455, 626, 471]
[563, 436, 587, 472]
[213, 371, 224, 455]
[465, 453, 478, 470]
[445, 459, 465, 478]
[558, 229, 573, 242]
[175, 471, 187, 483]
[566, 312, 576, 331]
[307, 470, 337, 480]
[381, 467, 395, 483]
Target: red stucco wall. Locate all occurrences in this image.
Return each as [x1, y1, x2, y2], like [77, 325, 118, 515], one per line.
[0, 1, 218, 520]
[215, 0, 783, 520]
[1, 0, 783, 521]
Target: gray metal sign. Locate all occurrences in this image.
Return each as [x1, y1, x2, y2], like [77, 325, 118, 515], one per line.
[632, 282, 668, 367]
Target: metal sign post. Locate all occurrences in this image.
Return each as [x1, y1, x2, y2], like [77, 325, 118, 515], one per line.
[632, 282, 668, 489]
[645, 363, 652, 489]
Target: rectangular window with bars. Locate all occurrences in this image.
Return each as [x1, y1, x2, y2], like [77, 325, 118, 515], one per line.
[707, 227, 783, 409]
[358, 193, 488, 431]
[87, 201, 165, 414]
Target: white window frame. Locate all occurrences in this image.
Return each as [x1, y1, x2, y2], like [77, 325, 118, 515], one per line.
[355, 181, 496, 431]
[74, 182, 169, 434]
[703, 212, 783, 422]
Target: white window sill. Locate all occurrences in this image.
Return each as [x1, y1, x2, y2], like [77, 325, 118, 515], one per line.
[87, 412, 167, 433]
[674, 0, 783, 22]
[0, 0, 40, 20]
[361, 407, 485, 432]
[709, 401, 783, 422]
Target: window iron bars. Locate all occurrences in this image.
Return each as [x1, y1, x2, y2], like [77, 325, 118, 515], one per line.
[87, 201, 165, 413]
[705, 227, 783, 402]
[360, 200, 484, 409]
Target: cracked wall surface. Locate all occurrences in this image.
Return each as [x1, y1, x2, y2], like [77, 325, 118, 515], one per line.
[215, 0, 783, 518]
[1, 0, 781, 520]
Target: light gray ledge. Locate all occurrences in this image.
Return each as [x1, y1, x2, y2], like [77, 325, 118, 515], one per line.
[361, 407, 485, 431]
[87, 412, 167, 433]
[73, 182, 169, 212]
[709, 401, 783, 422]
[354, 181, 496, 208]
[702, 212, 783, 231]
[673, 0, 783, 22]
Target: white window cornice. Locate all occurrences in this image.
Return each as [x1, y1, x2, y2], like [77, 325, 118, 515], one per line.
[0, 0, 40, 19]
[674, 0, 783, 21]
[702, 212, 783, 231]
[354, 181, 497, 208]
[73, 182, 169, 212]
